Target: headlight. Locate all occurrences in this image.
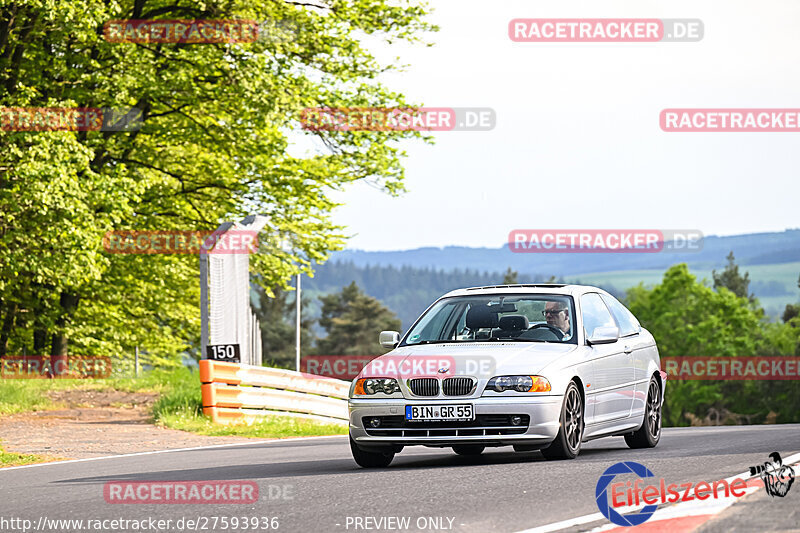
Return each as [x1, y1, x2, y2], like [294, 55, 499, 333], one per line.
[354, 378, 401, 395]
[486, 375, 551, 393]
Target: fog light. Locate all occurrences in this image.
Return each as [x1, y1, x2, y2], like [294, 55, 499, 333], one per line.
[510, 415, 522, 426]
[369, 417, 381, 428]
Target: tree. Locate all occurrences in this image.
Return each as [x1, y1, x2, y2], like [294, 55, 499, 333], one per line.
[626, 264, 800, 426]
[784, 273, 800, 324]
[315, 282, 401, 356]
[502, 267, 518, 284]
[0, 1, 436, 364]
[783, 304, 800, 324]
[253, 284, 314, 367]
[712, 252, 754, 303]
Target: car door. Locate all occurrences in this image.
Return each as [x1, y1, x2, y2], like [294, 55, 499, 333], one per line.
[581, 293, 633, 423]
[601, 294, 650, 420]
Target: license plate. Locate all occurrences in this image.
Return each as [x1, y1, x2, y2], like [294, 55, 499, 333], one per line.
[405, 404, 474, 422]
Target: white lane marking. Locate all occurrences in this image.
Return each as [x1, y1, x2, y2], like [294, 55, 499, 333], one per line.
[0, 434, 348, 472]
[515, 451, 800, 533]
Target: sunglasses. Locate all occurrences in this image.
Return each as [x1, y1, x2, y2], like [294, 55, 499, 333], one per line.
[542, 309, 566, 317]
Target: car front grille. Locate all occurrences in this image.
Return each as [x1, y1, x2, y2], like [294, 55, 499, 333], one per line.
[362, 414, 530, 437]
[409, 378, 439, 396]
[442, 377, 474, 396]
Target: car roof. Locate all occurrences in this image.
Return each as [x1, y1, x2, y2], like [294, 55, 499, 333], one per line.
[440, 284, 609, 299]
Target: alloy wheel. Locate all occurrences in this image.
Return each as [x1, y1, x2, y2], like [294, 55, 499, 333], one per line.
[646, 380, 661, 440]
[565, 386, 583, 450]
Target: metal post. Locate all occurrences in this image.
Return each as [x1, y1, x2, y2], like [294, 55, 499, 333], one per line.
[135, 346, 139, 377]
[200, 250, 209, 360]
[296, 273, 301, 372]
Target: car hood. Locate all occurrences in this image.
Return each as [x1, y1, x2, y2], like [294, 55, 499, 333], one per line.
[358, 342, 579, 380]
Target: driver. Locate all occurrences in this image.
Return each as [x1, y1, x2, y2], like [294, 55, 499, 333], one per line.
[543, 301, 572, 340]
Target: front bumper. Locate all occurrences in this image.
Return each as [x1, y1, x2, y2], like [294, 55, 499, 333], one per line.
[349, 396, 563, 448]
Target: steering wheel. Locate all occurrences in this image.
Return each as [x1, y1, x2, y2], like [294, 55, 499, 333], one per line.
[528, 323, 565, 340]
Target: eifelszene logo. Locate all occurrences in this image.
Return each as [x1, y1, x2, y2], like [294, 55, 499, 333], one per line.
[596, 462, 658, 527]
[596, 461, 749, 527]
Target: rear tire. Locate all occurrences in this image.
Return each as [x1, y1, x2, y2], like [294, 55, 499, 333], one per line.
[350, 435, 394, 468]
[541, 381, 584, 460]
[452, 445, 485, 456]
[625, 377, 661, 449]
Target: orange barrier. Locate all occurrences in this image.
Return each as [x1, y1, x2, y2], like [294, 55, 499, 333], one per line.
[199, 360, 349, 426]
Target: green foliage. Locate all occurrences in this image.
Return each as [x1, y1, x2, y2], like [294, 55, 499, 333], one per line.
[784, 304, 800, 324]
[0, 0, 436, 362]
[626, 264, 800, 426]
[151, 369, 204, 422]
[0, 380, 56, 414]
[158, 412, 346, 438]
[0, 442, 45, 467]
[784, 274, 800, 325]
[315, 281, 401, 355]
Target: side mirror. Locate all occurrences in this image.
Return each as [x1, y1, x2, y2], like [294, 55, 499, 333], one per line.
[587, 326, 619, 345]
[379, 330, 400, 349]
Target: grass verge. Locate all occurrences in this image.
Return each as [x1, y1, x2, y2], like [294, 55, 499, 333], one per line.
[151, 367, 347, 437]
[158, 411, 347, 438]
[1, 365, 347, 439]
[0, 367, 186, 415]
[0, 442, 47, 468]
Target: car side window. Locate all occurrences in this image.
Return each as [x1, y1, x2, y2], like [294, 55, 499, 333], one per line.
[600, 294, 641, 337]
[580, 293, 616, 340]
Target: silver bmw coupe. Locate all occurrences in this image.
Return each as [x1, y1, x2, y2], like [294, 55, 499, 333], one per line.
[348, 284, 665, 467]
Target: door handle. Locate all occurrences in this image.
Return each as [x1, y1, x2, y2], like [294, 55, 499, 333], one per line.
[624, 345, 632, 354]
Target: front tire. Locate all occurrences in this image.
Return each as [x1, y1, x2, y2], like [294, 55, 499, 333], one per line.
[625, 377, 661, 449]
[350, 435, 394, 468]
[452, 445, 485, 456]
[541, 381, 584, 460]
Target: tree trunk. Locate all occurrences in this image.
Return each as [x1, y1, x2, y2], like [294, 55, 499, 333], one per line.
[33, 327, 47, 354]
[0, 300, 16, 357]
[50, 291, 79, 375]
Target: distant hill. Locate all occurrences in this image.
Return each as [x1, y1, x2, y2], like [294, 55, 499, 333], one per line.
[303, 262, 570, 330]
[330, 229, 800, 275]
[304, 230, 800, 328]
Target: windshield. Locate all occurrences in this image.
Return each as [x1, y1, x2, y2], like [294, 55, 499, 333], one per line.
[402, 294, 577, 345]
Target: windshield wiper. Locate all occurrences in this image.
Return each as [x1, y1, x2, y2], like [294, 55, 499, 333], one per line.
[486, 337, 551, 343]
[411, 340, 468, 345]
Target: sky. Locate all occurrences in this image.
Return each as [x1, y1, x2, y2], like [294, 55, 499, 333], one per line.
[326, 0, 800, 251]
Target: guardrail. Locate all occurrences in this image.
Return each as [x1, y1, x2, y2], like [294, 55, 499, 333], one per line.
[199, 360, 350, 426]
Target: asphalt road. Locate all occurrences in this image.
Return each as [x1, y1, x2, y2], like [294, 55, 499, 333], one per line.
[1, 425, 798, 533]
